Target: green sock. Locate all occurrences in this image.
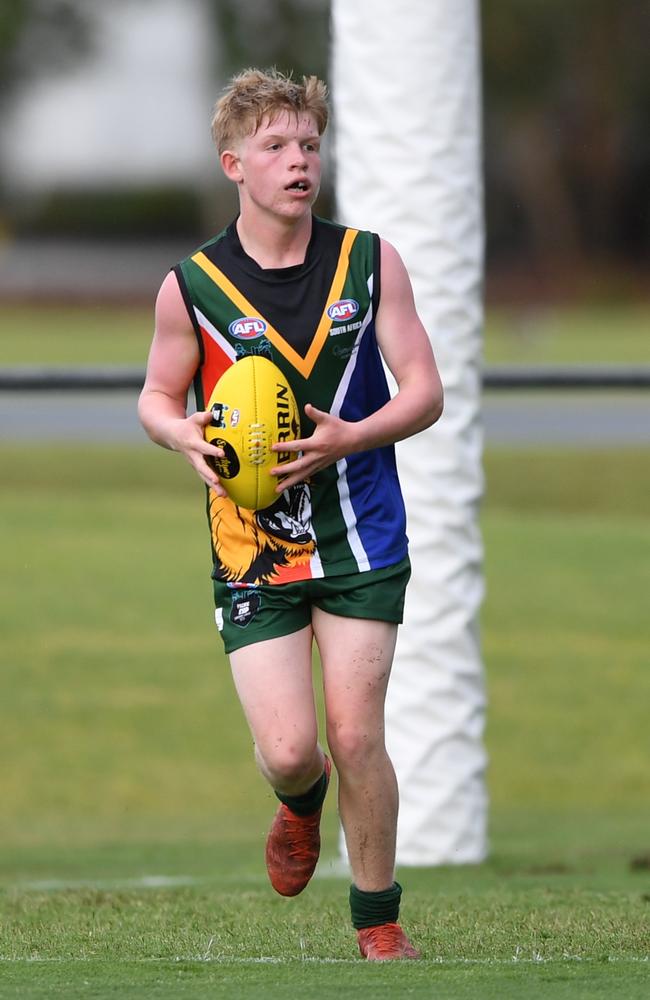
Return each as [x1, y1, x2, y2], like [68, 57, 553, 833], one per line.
[350, 881, 402, 930]
[275, 768, 328, 817]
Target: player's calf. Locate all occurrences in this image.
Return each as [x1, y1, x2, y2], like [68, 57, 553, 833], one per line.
[265, 755, 332, 897]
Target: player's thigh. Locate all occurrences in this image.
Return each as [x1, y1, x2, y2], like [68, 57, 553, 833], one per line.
[313, 609, 398, 753]
[229, 625, 318, 756]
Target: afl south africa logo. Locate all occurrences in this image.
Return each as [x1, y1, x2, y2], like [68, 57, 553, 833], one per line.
[327, 299, 359, 322]
[228, 317, 267, 340]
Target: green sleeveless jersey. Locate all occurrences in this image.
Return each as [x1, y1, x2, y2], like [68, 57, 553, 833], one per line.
[175, 216, 408, 586]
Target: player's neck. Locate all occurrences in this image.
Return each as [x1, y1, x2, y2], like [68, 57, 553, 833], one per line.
[235, 212, 312, 269]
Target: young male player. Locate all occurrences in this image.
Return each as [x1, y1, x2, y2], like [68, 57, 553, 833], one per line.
[138, 68, 443, 961]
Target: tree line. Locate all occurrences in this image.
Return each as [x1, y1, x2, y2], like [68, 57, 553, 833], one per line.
[1, 0, 648, 275]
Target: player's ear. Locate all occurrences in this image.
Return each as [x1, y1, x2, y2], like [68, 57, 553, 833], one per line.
[221, 149, 243, 183]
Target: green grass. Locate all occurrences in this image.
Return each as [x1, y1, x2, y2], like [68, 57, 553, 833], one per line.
[1, 445, 649, 998]
[0, 304, 152, 365]
[485, 304, 650, 365]
[2, 958, 648, 1000]
[2, 302, 650, 365]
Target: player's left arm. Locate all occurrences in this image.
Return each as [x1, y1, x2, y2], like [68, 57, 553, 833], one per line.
[271, 239, 443, 490]
[364, 237, 444, 442]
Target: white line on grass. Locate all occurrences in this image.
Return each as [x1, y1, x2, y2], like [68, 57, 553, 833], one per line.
[9, 874, 221, 892]
[8, 859, 348, 893]
[0, 956, 648, 966]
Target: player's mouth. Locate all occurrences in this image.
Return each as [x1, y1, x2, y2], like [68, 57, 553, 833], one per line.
[285, 179, 311, 195]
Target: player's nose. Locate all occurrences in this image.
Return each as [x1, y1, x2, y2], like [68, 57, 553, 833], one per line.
[288, 141, 308, 167]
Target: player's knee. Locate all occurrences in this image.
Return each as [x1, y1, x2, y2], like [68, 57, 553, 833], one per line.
[257, 740, 317, 788]
[327, 721, 384, 771]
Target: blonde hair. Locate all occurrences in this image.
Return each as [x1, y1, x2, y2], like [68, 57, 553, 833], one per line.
[211, 68, 329, 154]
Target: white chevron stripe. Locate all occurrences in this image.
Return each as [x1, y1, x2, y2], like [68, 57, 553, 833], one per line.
[330, 284, 374, 571]
[194, 307, 238, 362]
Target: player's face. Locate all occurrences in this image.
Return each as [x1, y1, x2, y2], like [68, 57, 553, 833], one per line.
[228, 112, 322, 221]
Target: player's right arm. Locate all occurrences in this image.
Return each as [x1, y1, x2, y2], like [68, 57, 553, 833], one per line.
[138, 271, 226, 494]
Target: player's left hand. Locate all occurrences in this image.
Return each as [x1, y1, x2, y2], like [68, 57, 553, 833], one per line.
[270, 403, 359, 492]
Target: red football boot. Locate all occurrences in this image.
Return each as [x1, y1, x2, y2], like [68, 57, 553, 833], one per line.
[265, 755, 332, 897]
[357, 922, 421, 961]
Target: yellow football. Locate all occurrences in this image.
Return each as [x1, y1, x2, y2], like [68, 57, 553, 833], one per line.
[204, 355, 301, 510]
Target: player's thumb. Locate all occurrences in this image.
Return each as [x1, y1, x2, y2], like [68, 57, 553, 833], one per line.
[194, 409, 214, 426]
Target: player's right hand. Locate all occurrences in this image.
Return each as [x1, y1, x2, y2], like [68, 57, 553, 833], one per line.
[172, 411, 227, 494]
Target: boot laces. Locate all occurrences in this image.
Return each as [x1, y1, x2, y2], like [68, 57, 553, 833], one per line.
[282, 808, 320, 861]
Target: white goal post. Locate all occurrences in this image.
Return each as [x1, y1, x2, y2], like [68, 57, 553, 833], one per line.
[331, 0, 488, 864]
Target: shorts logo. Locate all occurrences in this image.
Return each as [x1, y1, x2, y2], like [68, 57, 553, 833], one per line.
[229, 317, 267, 340]
[230, 590, 262, 628]
[327, 299, 359, 322]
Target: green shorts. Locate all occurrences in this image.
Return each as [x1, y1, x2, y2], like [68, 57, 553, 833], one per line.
[213, 557, 411, 654]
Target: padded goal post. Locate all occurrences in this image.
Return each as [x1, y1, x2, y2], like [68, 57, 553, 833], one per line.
[331, 0, 488, 864]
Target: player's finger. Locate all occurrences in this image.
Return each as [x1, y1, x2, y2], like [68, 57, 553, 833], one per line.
[273, 472, 302, 493]
[269, 455, 305, 477]
[194, 457, 227, 494]
[304, 402, 328, 421]
[191, 409, 214, 426]
[196, 439, 225, 458]
[271, 438, 306, 453]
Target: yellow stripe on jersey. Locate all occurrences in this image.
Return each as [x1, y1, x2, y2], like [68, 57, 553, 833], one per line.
[191, 227, 359, 379]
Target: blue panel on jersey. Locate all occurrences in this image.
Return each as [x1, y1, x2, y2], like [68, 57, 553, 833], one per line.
[338, 324, 408, 568]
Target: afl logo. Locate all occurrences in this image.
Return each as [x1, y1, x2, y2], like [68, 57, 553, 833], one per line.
[327, 299, 359, 322]
[228, 317, 267, 340]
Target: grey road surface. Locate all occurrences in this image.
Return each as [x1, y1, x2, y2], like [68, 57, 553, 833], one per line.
[1, 391, 649, 446]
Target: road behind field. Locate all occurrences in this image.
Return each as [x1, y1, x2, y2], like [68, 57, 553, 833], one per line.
[1, 390, 649, 445]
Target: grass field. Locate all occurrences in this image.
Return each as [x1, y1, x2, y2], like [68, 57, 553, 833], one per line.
[1, 441, 649, 998]
[1, 301, 650, 366]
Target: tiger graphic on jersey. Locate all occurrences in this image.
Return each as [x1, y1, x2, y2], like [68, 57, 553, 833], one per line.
[208, 483, 315, 584]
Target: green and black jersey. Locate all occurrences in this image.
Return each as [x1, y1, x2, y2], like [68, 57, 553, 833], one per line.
[175, 216, 408, 586]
